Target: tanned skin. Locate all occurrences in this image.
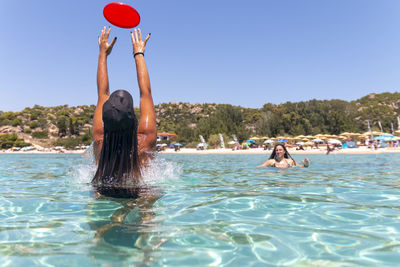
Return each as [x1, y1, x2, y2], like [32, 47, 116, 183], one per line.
[93, 27, 156, 165]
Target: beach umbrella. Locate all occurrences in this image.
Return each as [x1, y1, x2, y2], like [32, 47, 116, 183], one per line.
[33, 145, 44, 151]
[372, 131, 383, 136]
[261, 136, 270, 139]
[304, 141, 314, 146]
[250, 137, 262, 140]
[160, 143, 167, 147]
[169, 144, 175, 148]
[227, 141, 236, 145]
[174, 143, 183, 146]
[197, 143, 204, 147]
[327, 139, 342, 145]
[312, 138, 324, 143]
[277, 139, 287, 143]
[295, 142, 304, 145]
[246, 140, 256, 143]
[264, 139, 274, 144]
[374, 134, 396, 142]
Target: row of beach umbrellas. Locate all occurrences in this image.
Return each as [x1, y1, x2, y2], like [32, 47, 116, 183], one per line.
[158, 133, 400, 148]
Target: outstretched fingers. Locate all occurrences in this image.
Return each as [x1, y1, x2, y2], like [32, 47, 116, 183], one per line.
[106, 26, 111, 38]
[138, 28, 142, 41]
[144, 33, 150, 46]
[134, 29, 139, 43]
[109, 37, 117, 49]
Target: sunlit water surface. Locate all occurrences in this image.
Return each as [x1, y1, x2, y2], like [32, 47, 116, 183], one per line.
[0, 153, 400, 266]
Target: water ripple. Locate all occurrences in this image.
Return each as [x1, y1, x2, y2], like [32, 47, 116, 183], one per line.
[0, 153, 400, 266]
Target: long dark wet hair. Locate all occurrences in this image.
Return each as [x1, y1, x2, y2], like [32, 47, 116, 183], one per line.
[269, 143, 297, 164]
[92, 90, 142, 197]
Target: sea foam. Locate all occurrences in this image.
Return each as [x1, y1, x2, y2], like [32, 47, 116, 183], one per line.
[69, 143, 181, 186]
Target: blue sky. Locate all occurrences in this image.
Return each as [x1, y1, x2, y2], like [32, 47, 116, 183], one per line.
[1, 0, 400, 111]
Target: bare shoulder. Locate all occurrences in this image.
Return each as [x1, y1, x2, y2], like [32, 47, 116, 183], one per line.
[264, 159, 275, 166]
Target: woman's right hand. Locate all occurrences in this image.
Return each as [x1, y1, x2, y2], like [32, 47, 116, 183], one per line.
[130, 28, 150, 54]
[98, 26, 117, 56]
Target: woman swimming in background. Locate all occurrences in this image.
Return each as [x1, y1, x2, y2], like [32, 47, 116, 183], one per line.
[258, 144, 310, 168]
[91, 27, 156, 198]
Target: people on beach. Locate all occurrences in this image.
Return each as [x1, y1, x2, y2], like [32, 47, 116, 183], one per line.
[91, 27, 156, 197]
[258, 144, 309, 168]
[326, 144, 334, 155]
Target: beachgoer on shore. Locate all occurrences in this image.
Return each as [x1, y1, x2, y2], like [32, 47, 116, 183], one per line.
[257, 144, 309, 168]
[91, 27, 156, 198]
[326, 144, 334, 155]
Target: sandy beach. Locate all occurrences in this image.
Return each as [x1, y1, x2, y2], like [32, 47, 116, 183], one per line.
[159, 147, 400, 155]
[0, 150, 86, 154]
[1, 147, 399, 155]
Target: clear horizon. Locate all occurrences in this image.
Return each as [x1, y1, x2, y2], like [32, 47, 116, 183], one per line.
[2, 1, 400, 112]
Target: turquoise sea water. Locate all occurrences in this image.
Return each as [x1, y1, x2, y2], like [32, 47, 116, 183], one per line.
[0, 153, 400, 266]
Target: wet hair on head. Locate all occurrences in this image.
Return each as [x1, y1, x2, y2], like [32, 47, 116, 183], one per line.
[269, 143, 297, 164]
[92, 90, 142, 194]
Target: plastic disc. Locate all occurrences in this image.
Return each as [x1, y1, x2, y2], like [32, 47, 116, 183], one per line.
[103, 2, 140, 29]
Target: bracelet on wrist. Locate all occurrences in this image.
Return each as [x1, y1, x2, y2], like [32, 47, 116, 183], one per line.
[134, 52, 144, 57]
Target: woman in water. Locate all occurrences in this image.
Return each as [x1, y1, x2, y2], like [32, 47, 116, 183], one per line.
[91, 27, 156, 197]
[258, 144, 310, 168]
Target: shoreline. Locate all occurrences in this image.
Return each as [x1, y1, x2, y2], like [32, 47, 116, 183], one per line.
[159, 147, 400, 155]
[0, 150, 86, 154]
[1, 147, 399, 155]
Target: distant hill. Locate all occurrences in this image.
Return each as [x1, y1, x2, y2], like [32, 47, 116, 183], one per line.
[1, 92, 399, 148]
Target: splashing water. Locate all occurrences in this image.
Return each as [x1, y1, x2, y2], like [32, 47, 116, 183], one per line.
[69, 142, 181, 186]
[141, 154, 182, 185]
[67, 142, 97, 184]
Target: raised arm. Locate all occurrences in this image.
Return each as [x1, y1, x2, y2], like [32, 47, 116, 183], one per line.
[93, 27, 117, 161]
[131, 29, 157, 152]
[294, 158, 310, 168]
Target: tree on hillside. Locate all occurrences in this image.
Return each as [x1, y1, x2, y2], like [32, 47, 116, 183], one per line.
[57, 115, 68, 137]
[195, 104, 248, 141]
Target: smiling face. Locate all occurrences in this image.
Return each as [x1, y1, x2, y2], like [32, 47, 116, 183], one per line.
[275, 145, 286, 159]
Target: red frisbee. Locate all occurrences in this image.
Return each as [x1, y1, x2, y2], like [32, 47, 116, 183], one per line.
[103, 2, 140, 29]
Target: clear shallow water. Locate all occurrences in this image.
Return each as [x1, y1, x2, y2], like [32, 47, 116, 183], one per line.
[0, 153, 400, 266]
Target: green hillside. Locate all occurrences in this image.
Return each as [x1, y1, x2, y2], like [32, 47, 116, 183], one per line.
[1, 92, 399, 148]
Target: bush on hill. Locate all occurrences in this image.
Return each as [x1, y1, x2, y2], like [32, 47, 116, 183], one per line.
[0, 133, 30, 149]
[31, 131, 49, 139]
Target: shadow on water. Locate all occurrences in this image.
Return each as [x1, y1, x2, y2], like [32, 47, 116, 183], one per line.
[85, 186, 166, 265]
